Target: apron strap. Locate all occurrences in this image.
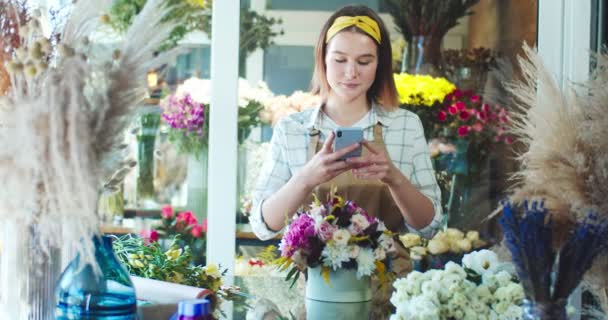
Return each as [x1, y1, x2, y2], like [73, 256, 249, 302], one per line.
[373, 122, 384, 143]
[307, 128, 321, 161]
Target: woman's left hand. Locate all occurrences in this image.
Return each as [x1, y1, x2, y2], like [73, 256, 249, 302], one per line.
[346, 140, 402, 186]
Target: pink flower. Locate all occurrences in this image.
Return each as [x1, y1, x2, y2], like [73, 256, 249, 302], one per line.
[177, 211, 198, 226]
[448, 105, 458, 115]
[472, 122, 484, 132]
[317, 221, 337, 242]
[437, 111, 447, 122]
[477, 111, 488, 122]
[456, 101, 466, 111]
[504, 136, 514, 144]
[457, 125, 469, 137]
[202, 218, 208, 233]
[459, 110, 471, 121]
[191, 225, 204, 238]
[470, 95, 480, 103]
[161, 205, 174, 219]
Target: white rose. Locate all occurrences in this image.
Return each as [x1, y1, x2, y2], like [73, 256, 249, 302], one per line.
[445, 228, 464, 240]
[466, 230, 480, 242]
[332, 229, 351, 246]
[351, 213, 370, 230]
[427, 239, 449, 255]
[399, 233, 421, 248]
[410, 246, 427, 260]
[456, 238, 472, 252]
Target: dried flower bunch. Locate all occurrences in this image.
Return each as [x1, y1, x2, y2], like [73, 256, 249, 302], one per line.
[498, 44, 608, 310]
[443, 47, 497, 72]
[383, 0, 480, 40]
[0, 0, 182, 308]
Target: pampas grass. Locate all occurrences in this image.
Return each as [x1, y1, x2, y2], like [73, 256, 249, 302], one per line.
[0, 0, 181, 316]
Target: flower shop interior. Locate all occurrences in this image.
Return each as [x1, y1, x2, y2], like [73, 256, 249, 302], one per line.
[1, 0, 607, 319]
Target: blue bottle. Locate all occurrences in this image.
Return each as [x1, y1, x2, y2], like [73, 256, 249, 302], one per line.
[55, 235, 137, 319]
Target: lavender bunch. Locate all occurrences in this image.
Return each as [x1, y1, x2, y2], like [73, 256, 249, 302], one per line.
[500, 201, 555, 303]
[553, 212, 608, 300]
[160, 93, 208, 157]
[501, 200, 608, 310]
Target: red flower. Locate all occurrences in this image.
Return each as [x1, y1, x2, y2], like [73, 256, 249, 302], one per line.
[456, 101, 466, 110]
[448, 105, 458, 115]
[477, 111, 488, 121]
[248, 259, 264, 267]
[470, 95, 480, 103]
[140, 229, 159, 243]
[177, 211, 198, 225]
[454, 89, 463, 99]
[161, 205, 173, 219]
[437, 111, 447, 122]
[191, 225, 204, 238]
[459, 110, 471, 121]
[457, 126, 469, 137]
[481, 103, 490, 113]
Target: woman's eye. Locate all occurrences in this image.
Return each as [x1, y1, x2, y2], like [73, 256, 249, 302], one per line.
[335, 59, 346, 63]
[358, 61, 371, 66]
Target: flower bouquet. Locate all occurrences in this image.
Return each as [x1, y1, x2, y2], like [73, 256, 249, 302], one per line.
[146, 205, 207, 265]
[259, 90, 320, 127]
[390, 249, 525, 320]
[112, 234, 231, 318]
[160, 77, 273, 156]
[276, 191, 396, 299]
[399, 228, 487, 272]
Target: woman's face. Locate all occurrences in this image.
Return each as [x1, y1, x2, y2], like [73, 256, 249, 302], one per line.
[325, 30, 378, 104]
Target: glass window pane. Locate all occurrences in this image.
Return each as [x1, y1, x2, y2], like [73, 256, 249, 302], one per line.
[263, 45, 314, 95]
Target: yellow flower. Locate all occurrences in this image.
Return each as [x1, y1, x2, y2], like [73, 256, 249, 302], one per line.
[393, 73, 456, 107]
[165, 248, 182, 261]
[186, 0, 206, 8]
[399, 233, 421, 248]
[205, 264, 221, 278]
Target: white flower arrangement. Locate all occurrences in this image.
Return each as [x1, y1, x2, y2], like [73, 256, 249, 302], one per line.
[390, 250, 524, 320]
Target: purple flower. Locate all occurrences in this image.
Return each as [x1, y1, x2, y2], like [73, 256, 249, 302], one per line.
[279, 214, 315, 257]
[160, 93, 206, 136]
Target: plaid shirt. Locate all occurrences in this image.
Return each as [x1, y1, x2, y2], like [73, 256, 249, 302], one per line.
[250, 102, 443, 240]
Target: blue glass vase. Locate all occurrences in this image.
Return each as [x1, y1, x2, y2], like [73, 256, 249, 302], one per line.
[55, 235, 137, 319]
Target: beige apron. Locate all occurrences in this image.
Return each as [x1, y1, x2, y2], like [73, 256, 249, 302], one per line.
[306, 123, 406, 233]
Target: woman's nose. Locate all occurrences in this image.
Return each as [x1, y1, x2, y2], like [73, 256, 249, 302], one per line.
[345, 62, 358, 79]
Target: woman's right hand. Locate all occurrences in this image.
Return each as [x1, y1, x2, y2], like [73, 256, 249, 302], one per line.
[295, 131, 359, 190]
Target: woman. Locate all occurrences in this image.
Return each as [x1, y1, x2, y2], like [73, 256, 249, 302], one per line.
[250, 5, 442, 241]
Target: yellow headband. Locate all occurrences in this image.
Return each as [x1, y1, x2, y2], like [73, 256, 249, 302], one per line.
[325, 16, 381, 44]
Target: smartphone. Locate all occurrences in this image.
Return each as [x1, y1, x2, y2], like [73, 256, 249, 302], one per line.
[333, 127, 363, 160]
